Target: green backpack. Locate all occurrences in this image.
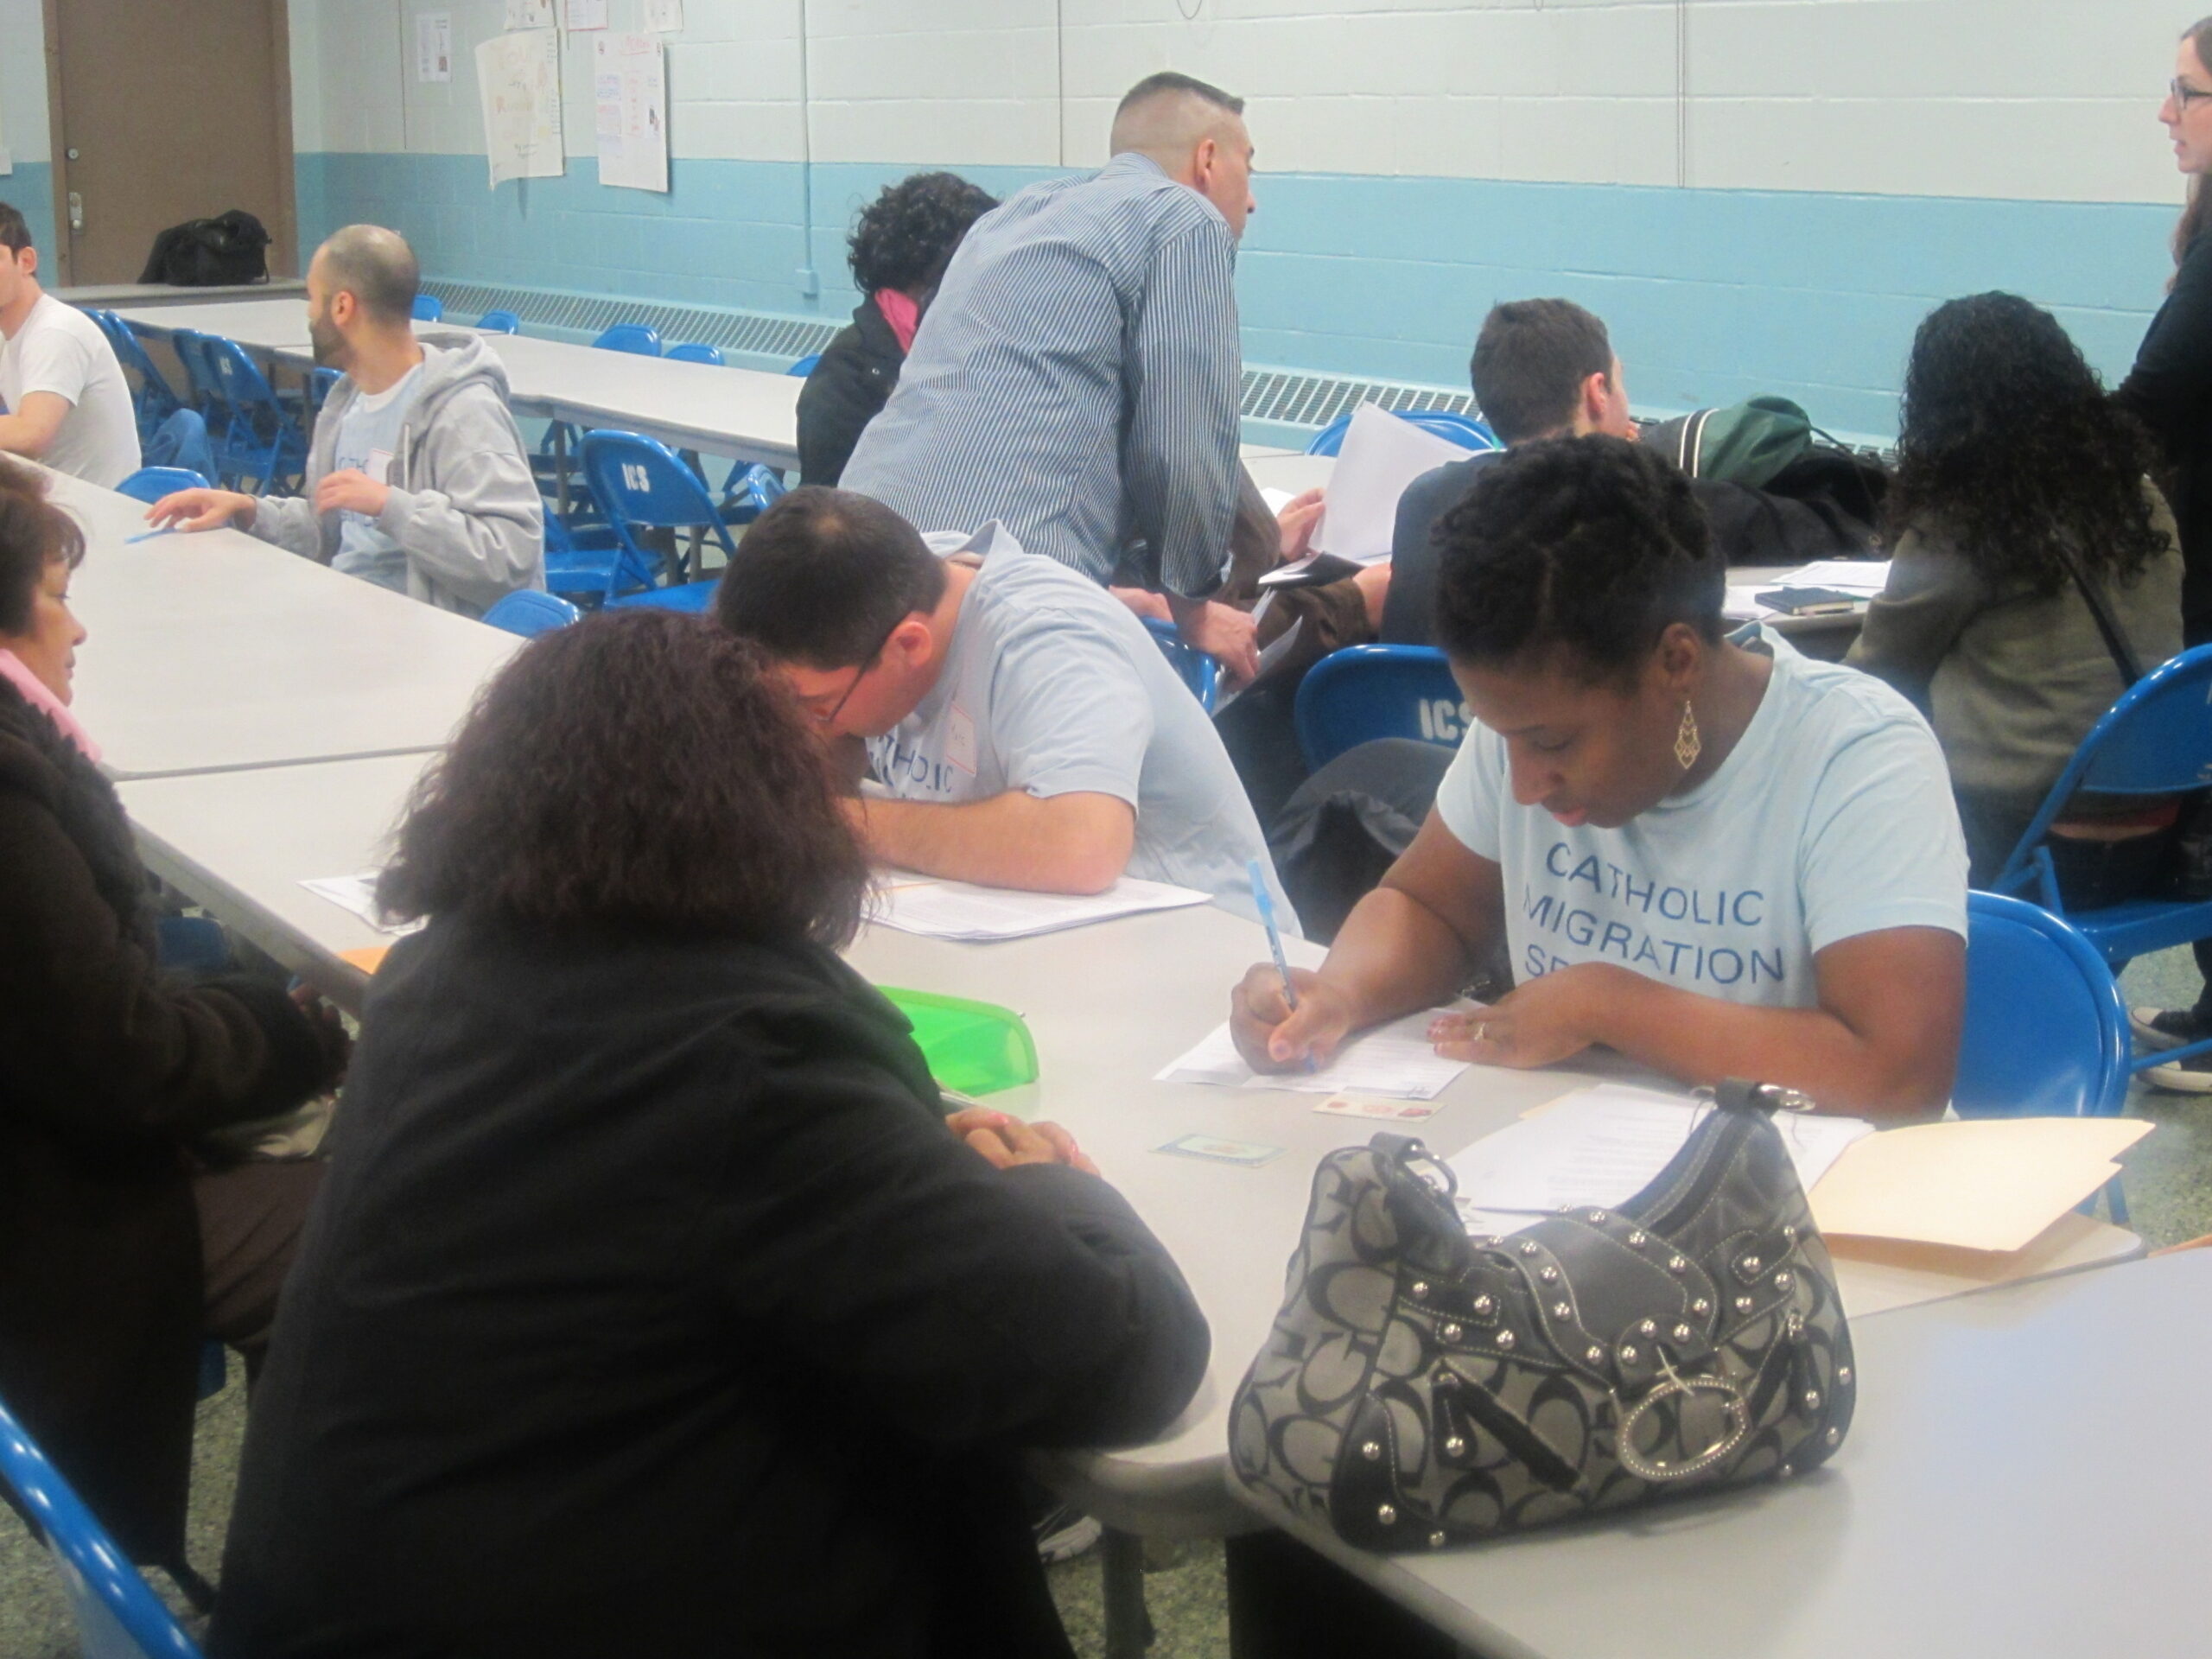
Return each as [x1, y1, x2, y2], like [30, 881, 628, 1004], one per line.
[1651, 396, 1822, 490]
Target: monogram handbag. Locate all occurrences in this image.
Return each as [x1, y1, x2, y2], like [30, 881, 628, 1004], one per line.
[1229, 1079, 1856, 1550]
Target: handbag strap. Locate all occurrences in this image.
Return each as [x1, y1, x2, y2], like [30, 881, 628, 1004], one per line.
[2048, 538, 2145, 689]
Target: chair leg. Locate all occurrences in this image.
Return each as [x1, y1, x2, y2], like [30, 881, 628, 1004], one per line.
[161, 1556, 218, 1615]
[1100, 1527, 1154, 1659]
[2107, 1173, 2131, 1229]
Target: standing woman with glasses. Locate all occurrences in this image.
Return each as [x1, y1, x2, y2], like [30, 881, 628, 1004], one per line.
[2118, 18, 2212, 1084]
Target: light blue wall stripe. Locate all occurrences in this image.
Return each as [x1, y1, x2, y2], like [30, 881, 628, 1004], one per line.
[296, 152, 2178, 440]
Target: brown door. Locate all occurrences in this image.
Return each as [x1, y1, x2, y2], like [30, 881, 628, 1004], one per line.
[43, 0, 297, 284]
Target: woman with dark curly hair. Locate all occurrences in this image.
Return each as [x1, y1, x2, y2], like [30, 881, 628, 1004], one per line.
[1847, 293, 2182, 892]
[0, 455, 345, 1580]
[798, 170, 999, 486]
[210, 608, 1208, 1659]
[1229, 437, 1967, 1121]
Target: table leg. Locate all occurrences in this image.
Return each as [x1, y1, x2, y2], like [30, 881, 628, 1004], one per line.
[553, 423, 571, 521]
[1101, 1528, 1154, 1658]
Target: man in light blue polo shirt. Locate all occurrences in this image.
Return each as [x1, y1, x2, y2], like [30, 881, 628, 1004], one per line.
[713, 487, 1295, 930]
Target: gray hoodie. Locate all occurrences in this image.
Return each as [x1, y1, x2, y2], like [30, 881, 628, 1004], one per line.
[251, 332, 544, 616]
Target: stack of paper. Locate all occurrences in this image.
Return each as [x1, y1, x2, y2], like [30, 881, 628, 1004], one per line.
[868, 874, 1211, 942]
[1155, 1008, 1471, 1100]
[300, 873, 423, 937]
[1769, 560, 1891, 595]
[1445, 1086, 1873, 1234]
[1306, 405, 1470, 564]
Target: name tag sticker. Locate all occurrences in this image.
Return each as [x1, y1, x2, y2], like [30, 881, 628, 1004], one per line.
[946, 704, 979, 776]
[365, 448, 394, 485]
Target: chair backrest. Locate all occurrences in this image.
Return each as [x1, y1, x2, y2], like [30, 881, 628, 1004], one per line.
[114, 465, 209, 505]
[165, 331, 221, 410]
[476, 308, 521, 334]
[91, 311, 179, 414]
[788, 352, 822, 377]
[592, 323, 662, 357]
[718, 460, 788, 524]
[1996, 644, 2212, 887]
[1141, 616, 1220, 712]
[307, 366, 343, 420]
[665, 341, 723, 365]
[140, 408, 214, 479]
[1305, 409, 1501, 457]
[0, 1394, 204, 1659]
[1955, 891, 2130, 1118]
[1294, 645, 1469, 770]
[482, 589, 582, 638]
[411, 293, 444, 321]
[579, 429, 741, 544]
[196, 334, 282, 412]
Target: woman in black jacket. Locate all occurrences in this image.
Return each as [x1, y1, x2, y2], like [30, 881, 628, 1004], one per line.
[2117, 16, 2212, 1085]
[211, 609, 1209, 1659]
[798, 171, 998, 486]
[0, 459, 342, 1571]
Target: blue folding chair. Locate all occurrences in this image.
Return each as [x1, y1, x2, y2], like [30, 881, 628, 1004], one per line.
[1305, 409, 1500, 457]
[574, 429, 735, 612]
[788, 353, 822, 377]
[306, 366, 343, 423]
[481, 589, 582, 637]
[1142, 615, 1219, 712]
[90, 312, 182, 439]
[666, 341, 723, 365]
[1956, 891, 2133, 1220]
[113, 466, 208, 505]
[716, 461, 786, 528]
[0, 1392, 205, 1659]
[1294, 645, 1468, 770]
[411, 294, 444, 321]
[476, 308, 521, 334]
[537, 324, 667, 514]
[164, 331, 225, 429]
[139, 408, 214, 481]
[1988, 644, 2212, 1071]
[194, 334, 307, 492]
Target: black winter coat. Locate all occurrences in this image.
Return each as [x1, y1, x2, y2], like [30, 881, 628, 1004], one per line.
[2120, 231, 2212, 643]
[211, 913, 1210, 1659]
[797, 296, 907, 486]
[0, 682, 334, 1560]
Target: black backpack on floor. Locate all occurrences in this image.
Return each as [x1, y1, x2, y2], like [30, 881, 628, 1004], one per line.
[139, 211, 271, 286]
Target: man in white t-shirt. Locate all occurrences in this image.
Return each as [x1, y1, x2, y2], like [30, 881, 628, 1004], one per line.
[712, 486, 1296, 928]
[1230, 436, 1967, 1118]
[0, 202, 140, 488]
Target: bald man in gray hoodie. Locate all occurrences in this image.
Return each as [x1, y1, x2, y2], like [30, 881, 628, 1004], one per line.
[149, 225, 543, 617]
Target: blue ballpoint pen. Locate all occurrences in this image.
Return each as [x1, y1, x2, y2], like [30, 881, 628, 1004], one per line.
[1249, 858, 1318, 1072]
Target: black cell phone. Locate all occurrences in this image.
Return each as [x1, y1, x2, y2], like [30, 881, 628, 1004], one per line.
[1754, 588, 1862, 616]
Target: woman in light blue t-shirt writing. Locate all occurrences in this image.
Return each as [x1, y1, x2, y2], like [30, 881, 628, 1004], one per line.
[1230, 437, 1969, 1119]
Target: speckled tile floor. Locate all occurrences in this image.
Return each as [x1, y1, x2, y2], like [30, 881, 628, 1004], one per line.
[9, 948, 2209, 1659]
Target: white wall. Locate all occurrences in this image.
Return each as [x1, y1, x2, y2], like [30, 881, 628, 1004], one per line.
[0, 0, 50, 164]
[287, 0, 2193, 207]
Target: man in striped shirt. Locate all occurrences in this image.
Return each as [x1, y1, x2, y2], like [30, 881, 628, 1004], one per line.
[841, 73, 1262, 681]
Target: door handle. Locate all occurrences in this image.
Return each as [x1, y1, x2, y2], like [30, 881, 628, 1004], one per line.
[67, 192, 83, 232]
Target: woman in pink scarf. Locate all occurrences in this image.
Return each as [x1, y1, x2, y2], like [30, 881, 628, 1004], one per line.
[0, 455, 346, 1586]
[796, 171, 999, 487]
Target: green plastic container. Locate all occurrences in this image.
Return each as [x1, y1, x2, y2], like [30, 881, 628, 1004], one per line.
[881, 988, 1040, 1097]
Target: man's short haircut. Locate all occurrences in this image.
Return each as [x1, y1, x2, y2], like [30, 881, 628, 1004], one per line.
[714, 487, 950, 670]
[1470, 299, 1614, 447]
[1433, 436, 1723, 686]
[1109, 71, 1245, 158]
[315, 224, 420, 325]
[0, 203, 32, 257]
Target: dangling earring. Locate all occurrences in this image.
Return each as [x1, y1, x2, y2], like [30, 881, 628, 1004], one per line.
[1674, 699, 1701, 771]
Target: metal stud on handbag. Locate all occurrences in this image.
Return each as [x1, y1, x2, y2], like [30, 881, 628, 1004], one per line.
[1229, 1078, 1856, 1550]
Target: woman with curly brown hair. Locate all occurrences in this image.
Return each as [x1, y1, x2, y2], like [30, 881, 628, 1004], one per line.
[798, 170, 999, 486]
[210, 608, 1207, 1659]
[1847, 293, 2181, 893]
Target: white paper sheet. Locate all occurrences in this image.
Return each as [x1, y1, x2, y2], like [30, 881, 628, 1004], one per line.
[416, 12, 453, 82]
[299, 874, 425, 938]
[1724, 585, 1777, 621]
[593, 33, 668, 193]
[503, 0, 553, 28]
[1210, 617, 1303, 715]
[644, 0, 684, 30]
[475, 29, 564, 187]
[868, 874, 1211, 942]
[564, 0, 607, 27]
[1444, 1086, 1874, 1233]
[1769, 560, 1891, 596]
[1308, 405, 1469, 563]
[1156, 1009, 1471, 1100]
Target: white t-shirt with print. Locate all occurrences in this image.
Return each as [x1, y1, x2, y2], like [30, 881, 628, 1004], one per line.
[1434, 633, 1967, 1005]
[0, 294, 140, 487]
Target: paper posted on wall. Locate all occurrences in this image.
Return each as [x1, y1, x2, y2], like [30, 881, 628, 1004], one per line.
[503, 0, 554, 28]
[594, 34, 669, 194]
[564, 0, 608, 27]
[416, 12, 452, 82]
[475, 29, 564, 188]
[644, 0, 684, 31]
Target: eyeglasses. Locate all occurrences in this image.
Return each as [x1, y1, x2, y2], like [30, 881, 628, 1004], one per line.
[2172, 77, 2212, 109]
[817, 617, 901, 728]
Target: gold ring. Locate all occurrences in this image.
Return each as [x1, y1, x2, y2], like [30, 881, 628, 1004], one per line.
[1472, 1022, 1489, 1042]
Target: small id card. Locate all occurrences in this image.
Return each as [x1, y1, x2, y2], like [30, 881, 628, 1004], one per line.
[365, 448, 394, 486]
[1313, 1095, 1440, 1122]
[1154, 1132, 1283, 1167]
